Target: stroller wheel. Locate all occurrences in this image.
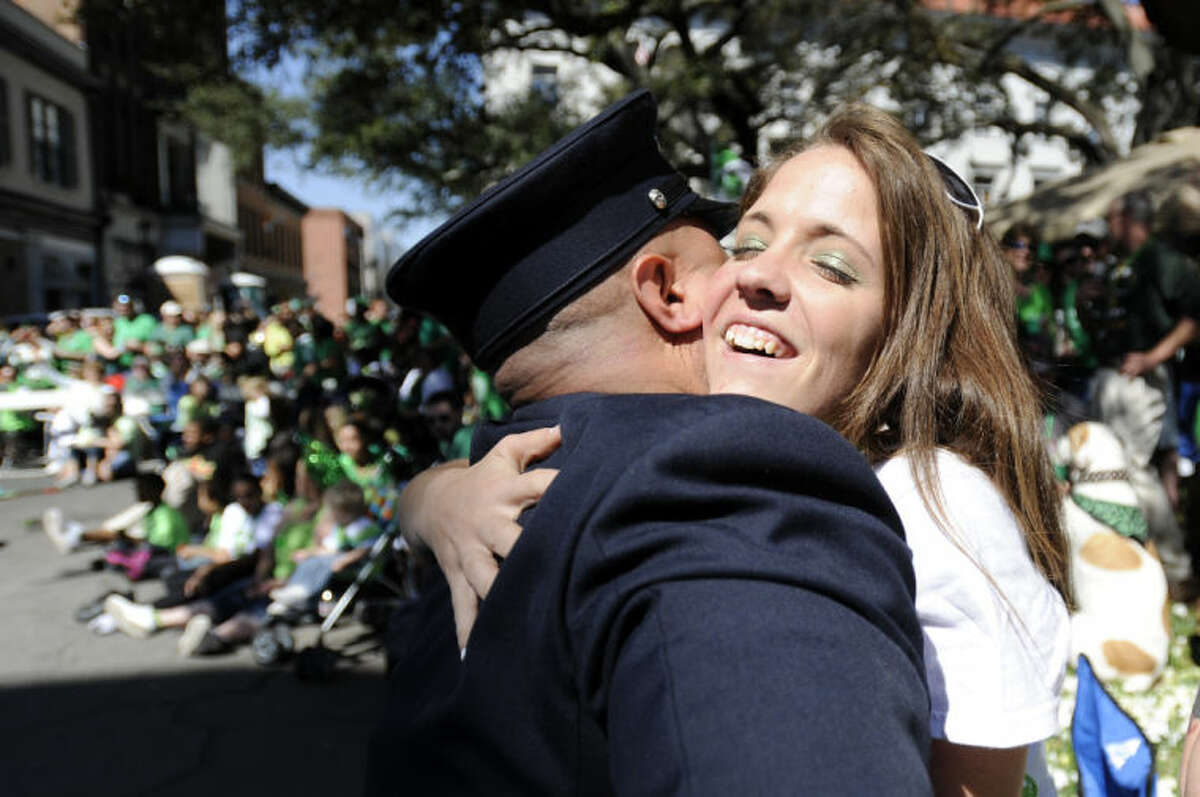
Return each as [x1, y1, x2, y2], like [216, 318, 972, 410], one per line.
[252, 623, 296, 666]
[252, 628, 283, 666]
[273, 623, 295, 655]
[295, 644, 339, 682]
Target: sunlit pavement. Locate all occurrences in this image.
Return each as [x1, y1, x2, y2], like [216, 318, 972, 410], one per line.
[0, 472, 390, 796]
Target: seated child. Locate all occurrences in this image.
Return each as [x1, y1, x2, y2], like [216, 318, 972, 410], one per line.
[43, 472, 188, 582]
[266, 479, 380, 615]
[102, 469, 288, 650]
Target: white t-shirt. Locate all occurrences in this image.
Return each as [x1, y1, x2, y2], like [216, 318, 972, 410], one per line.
[875, 449, 1069, 750]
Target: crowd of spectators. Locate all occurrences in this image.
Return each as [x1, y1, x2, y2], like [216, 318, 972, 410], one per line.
[5, 181, 1200, 659]
[3, 290, 506, 656]
[1013, 185, 1200, 599]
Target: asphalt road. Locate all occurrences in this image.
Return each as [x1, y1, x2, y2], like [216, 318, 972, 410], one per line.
[0, 470, 393, 797]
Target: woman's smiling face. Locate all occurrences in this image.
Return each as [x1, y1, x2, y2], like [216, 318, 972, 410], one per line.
[703, 144, 887, 421]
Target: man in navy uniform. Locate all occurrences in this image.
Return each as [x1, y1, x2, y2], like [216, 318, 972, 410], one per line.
[367, 90, 931, 795]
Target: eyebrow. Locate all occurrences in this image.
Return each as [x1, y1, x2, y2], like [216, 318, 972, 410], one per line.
[740, 213, 879, 273]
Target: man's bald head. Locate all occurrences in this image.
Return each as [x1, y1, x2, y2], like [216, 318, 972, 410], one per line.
[494, 220, 726, 405]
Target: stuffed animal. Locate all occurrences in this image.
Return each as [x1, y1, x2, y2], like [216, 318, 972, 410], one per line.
[1057, 421, 1169, 692]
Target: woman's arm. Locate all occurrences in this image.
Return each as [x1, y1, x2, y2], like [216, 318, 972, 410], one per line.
[931, 740, 1028, 797]
[397, 425, 561, 648]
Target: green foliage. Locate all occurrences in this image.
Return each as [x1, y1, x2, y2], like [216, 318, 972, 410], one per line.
[1044, 603, 1199, 796]
[174, 81, 306, 175]
[115, 0, 1200, 216]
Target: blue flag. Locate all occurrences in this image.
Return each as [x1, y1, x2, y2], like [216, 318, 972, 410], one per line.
[1072, 654, 1156, 796]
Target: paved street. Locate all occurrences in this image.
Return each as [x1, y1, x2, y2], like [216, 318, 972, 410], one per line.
[0, 471, 391, 797]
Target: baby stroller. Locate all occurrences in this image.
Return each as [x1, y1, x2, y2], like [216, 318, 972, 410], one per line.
[252, 526, 419, 681]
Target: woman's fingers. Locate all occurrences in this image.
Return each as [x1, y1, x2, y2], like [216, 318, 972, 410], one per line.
[460, 543, 502, 600]
[484, 522, 523, 559]
[489, 425, 563, 470]
[446, 570, 479, 651]
[515, 467, 559, 508]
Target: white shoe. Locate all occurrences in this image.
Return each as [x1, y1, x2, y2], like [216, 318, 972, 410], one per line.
[178, 614, 213, 658]
[81, 469, 97, 487]
[267, 584, 310, 607]
[42, 508, 75, 554]
[266, 600, 292, 617]
[88, 613, 118, 635]
[104, 594, 156, 638]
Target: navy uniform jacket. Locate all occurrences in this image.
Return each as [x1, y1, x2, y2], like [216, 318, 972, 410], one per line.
[366, 392, 932, 795]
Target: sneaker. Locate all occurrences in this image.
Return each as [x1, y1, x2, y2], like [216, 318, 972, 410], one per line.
[41, 508, 77, 554]
[87, 613, 118, 635]
[75, 589, 133, 623]
[104, 594, 156, 638]
[193, 631, 232, 656]
[178, 614, 213, 658]
[268, 584, 310, 608]
[81, 469, 97, 488]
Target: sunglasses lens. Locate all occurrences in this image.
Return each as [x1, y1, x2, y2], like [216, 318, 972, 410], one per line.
[925, 153, 983, 229]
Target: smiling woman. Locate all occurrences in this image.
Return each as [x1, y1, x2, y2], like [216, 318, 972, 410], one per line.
[703, 144, 886, 422]
[721, 106, 1073, 796]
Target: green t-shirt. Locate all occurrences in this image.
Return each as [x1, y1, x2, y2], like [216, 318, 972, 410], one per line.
[113, 314, 159, 349]
[143, 504, 190, 550]
[272, 499, 316, 580]
[58, 329, 94, 356]
[156, 323, 195, 349]
[441, 425, 474, 462]
[1016, 282, 1053, 337]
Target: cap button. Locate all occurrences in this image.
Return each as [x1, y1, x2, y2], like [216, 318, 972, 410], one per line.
[648, 188, 668, 210]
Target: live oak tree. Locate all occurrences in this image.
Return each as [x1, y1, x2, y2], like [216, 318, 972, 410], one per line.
[100, 0, 1200, 216]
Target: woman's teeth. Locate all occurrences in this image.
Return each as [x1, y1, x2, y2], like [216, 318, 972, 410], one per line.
[724, 324, 781, 357]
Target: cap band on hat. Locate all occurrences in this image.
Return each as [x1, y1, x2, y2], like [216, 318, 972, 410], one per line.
[474, 162, 695, 368]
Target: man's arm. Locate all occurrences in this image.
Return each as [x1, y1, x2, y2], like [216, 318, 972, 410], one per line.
[566, 404, 931, 795]
[1121, 316, 1197, 377]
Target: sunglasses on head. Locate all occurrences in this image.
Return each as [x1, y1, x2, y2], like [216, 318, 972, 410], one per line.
[925, 153, 984, 231]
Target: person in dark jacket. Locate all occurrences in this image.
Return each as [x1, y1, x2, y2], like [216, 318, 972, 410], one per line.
[364, 90, 931, 795]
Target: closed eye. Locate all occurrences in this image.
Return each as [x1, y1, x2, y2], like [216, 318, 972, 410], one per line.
[814, 255, 856, 285]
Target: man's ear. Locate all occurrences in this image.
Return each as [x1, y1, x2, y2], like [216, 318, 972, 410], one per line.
[630, 252, 704, 335]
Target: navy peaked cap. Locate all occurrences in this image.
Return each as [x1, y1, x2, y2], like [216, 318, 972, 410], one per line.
[386, 89, 737, 371]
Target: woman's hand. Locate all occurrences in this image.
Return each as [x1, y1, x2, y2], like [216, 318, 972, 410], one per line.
[400, 426, 562, 648]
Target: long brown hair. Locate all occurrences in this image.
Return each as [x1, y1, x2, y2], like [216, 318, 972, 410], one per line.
[742, 104, 1073, 609]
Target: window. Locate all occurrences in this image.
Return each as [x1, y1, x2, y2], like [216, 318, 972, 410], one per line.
[531, 63, 559, 103]
[164, 135, 196, 209]
[0, 78, 9, 167]
[27, 93, 77, 187]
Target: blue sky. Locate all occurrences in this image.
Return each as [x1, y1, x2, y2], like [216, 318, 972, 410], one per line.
[244, 53, 444, 256]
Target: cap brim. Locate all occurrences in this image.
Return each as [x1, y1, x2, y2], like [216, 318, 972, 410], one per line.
[682, 196, 739, 239]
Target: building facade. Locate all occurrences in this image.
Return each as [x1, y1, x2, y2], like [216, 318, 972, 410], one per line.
[237, 176, 309, 302]
[302, 208, 363, 321]
[0, 0, 101, 317]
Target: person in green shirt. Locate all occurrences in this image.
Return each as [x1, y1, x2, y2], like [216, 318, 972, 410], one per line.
[0, 363, 44, 465]
[421, 389, 474, 462]
[42, 472, 188, 582]
[111, 295, 160, 367]
[1003, 223, 1054, 370]
[90, 392, 150, 483]
[54, 313, 96, 369]
[1092, 191, 1200, 595]
[155, 301, 195, 350]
